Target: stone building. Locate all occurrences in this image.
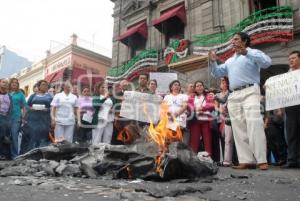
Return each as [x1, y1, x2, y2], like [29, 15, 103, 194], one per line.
[108, 0, 300, 89]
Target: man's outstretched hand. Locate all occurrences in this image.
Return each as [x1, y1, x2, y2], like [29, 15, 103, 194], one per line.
[208, 51, 218, 62]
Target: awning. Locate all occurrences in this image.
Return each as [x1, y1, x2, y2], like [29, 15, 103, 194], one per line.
[153, 4, 186, 32]
[118, 21, 148, 45]
[71, 67, 104, 85]
[45, 68, 66, 83]
[168, 55, 208, 73]
[71, 67, 89, 84]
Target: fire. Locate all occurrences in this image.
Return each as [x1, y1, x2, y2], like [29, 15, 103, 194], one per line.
[117, 127, 135, 144]
[144, 101, 183, 173]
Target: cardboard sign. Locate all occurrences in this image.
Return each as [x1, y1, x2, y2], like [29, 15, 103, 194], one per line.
[149, 72, 177, 95]
[120, 91, 162, 123]
[265, 70, 300, 111]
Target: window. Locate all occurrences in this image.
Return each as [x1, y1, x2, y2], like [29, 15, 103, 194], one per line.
[249, 0, 278, 13]
[128, 34, 146, 58]
[152, 4, 186, 47]
[162, 17, 185, 46]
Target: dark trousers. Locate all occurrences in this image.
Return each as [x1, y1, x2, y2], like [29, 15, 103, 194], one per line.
[74, 113, 93, 144]
[77, 127, 92, 143]
[265, 123, 287, 164]
[285, 105, 300, 165]
[211, 120, 221, 162]
[28, 112, 51, 149]
[0, 114, 11, 159]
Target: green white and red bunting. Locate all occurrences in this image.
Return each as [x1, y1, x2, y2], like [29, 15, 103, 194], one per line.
[106, 58, 158, 83]
[164, 39, 189, 65]
[193, 6, 293, 62]
[106, 49, 158, 83]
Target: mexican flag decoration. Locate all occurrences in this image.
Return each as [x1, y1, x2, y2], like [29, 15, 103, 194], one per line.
[164, 39, 189, 65]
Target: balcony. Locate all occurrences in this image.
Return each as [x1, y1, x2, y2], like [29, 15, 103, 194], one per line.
[106, 38, 210, 83]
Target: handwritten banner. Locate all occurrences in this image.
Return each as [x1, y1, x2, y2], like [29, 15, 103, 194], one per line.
[120, 91, 162, 123]
[149, 72, 177, 95]
[265, 70, 300, 111]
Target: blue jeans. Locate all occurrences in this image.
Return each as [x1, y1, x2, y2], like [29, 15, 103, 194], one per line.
[10, 118, 21, 159]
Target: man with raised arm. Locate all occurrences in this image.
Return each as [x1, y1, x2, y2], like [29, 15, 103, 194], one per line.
[208, 32, 271, 170]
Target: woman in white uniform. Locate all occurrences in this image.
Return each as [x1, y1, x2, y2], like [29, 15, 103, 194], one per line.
[51, 81, 79, 143]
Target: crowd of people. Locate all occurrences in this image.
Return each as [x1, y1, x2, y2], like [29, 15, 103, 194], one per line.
[0, 32, 299, 171]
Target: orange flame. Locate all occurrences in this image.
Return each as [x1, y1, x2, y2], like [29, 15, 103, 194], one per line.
[144, 101, 183, 173]
[117, 127, 135, 144]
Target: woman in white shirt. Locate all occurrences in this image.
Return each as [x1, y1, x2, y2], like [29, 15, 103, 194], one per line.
[91, 81, 114, 144]
[51, 81, 79, 143]
[163, 80, 189, 144]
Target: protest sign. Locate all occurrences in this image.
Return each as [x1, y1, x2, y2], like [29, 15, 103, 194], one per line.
[265, 70, 300, 111]
[149, 72, 177, 95]
[120, 91, 162, 123]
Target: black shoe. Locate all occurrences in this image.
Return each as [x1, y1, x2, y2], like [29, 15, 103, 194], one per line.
[277, 160, 286, 166]
[281, 163, 298, 169]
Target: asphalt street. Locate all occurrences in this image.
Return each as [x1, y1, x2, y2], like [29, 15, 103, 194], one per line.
[0, 165, 299, 201]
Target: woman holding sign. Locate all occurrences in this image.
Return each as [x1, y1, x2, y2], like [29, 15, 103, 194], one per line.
[76, 86, 93, 144]
[91, 81, 115, 144]
[25, 80, 52, 151]
[163, 80, 189, 145]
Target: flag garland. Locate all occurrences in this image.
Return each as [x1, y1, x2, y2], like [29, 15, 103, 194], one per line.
[193, 6, 293, 61]
[106, 49, 158, 83]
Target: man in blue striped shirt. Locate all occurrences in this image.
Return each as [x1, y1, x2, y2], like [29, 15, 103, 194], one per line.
[209, 32, 272, 170]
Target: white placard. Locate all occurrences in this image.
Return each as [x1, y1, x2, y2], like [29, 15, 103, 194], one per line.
[82, 111, 93, 123]
[120, 91, 163, 123]
[149, 72, 177, 95]
[265, 69, 300, 111]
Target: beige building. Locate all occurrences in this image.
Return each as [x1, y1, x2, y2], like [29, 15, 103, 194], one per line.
[44, 34, 111, 89]
[13, 34, 111, 97]
[108, 0, 300, 88]
[11, 60, 45, 97]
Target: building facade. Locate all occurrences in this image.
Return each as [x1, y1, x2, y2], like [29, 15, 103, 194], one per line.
[13, 34, 112, 97]
[108, 0, 300, 88]
[44, 35, 111, 89]
[11, 60, 45, 97]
